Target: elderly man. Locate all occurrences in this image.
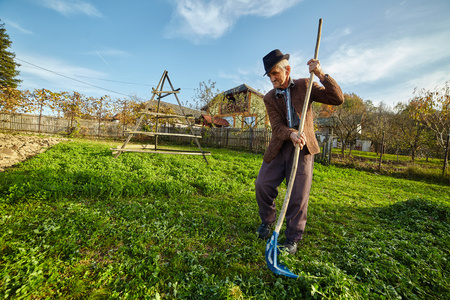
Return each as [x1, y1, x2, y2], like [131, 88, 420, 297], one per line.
[255, 49, 344, 254]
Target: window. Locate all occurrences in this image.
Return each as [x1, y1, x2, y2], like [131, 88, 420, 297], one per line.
[244, 116, 256, 127]
[222, 116, 234, 127]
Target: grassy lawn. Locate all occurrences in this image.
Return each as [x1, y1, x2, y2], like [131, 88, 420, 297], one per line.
[1, 138, 449, 299]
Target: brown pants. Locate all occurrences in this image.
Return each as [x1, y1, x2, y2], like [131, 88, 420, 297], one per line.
[255, 141, 314, 242]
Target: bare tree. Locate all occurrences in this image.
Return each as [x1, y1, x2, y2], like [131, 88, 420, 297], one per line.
[331, 93, 368, 156]
[191, 80, 226, 128]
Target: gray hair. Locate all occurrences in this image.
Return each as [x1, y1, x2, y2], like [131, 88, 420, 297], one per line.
[276, 59, 290, 70]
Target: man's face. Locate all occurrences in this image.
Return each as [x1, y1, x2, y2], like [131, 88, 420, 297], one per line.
[268, 65, 290, 89]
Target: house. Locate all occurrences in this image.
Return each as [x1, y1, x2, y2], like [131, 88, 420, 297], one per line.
[202, 84, 268, 129]
[314, 117, 371, 152]
[314, 117, 336, 140]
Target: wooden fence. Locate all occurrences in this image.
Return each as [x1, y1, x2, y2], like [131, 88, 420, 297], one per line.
[0, 113, 126, 138]
[155, 126, 271, 154]
[0, 113, 271, 153]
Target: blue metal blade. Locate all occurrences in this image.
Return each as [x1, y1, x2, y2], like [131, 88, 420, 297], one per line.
[265, 232, 299, 279]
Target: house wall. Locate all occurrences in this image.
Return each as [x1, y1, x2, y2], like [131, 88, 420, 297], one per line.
[214, 91, 267, 129]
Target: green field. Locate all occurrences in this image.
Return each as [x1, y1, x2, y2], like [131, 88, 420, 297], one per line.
[1, 139, 449, 299]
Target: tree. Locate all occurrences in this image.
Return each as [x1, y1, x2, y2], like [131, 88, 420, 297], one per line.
[112, 97, 141, 134]
[30, 89, 57, 133]
[364, 102, 393, 155]
[0, 20, 21, 88]
[0, 86, 28, 113]
[331, 93, 368, 156]
[391, 102, 427, 162]
[192, 80, 226, 128]
[57, 91, 88, 134]
[313, 102, 339, 119]
[411, 82, 450, 155]
[86, 95, 113, 138]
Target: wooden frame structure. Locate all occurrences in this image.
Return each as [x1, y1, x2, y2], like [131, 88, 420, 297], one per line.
[111, 70, 210, 164]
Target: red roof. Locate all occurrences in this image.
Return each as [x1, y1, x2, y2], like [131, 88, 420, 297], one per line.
[201, 114, 230, 127]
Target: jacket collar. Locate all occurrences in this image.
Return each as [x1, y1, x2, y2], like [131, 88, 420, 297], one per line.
[275, 77, 295, 96]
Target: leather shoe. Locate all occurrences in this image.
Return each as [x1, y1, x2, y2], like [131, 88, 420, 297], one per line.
[257, 223, 273, 239]
[282, 239, 298, 255]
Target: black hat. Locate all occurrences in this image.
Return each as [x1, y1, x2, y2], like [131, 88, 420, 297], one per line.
[263, 49, 290, 76]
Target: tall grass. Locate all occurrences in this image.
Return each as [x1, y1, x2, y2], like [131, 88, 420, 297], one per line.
[1, 139, 449, 299]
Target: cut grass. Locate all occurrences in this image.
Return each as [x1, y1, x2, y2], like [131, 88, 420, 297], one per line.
[0, 138, 449, 299]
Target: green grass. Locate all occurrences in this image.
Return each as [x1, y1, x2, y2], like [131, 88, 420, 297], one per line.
[328, 148, 449, 186]
[1, 139, 449, 299]
[332, 148, 445, 166]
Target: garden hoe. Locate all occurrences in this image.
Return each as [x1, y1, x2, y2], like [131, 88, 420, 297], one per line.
[265, 18, 323, 279]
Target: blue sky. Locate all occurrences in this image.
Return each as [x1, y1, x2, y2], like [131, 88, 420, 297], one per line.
[1, 0, 449, 109]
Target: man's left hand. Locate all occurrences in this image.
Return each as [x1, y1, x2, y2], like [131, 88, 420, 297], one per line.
[307, 59, 326, 81]
[290, 131, 307, 149]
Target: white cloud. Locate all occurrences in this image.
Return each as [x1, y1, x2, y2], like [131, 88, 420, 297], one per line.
[165, 0, 303, 41]
[326, 30, 450, 85]
[246, 27, 450, 106]
[365, 70, 450, 106]
[40, 0, 103, 17]
[320, 27, 450, 105]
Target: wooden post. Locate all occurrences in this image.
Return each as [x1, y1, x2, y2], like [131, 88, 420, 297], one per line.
[321, 140, 326, 160]
[443, 134, 450, 176]
[249, 127, 253, 152]
[378, 131, 385, 171]
[154, 75, 168, 151]
[38, 98, 43, 134]
[327, 129, 333, 165]
[226, 128, 229, 148]
[97, 97, 103, 139]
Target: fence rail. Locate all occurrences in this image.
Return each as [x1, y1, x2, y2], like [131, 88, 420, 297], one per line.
[155, 126, 271, 154]
[0, 113, 272, 153]
[0, 113, 128, 138]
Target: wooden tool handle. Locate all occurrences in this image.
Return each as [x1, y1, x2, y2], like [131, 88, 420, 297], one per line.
[274, 18, 323, 235]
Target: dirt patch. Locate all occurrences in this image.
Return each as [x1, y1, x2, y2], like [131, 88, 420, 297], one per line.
[0, 133, 68, 172]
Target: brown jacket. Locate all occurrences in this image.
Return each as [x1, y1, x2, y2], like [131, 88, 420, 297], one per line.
[263, 75, 344, 163]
